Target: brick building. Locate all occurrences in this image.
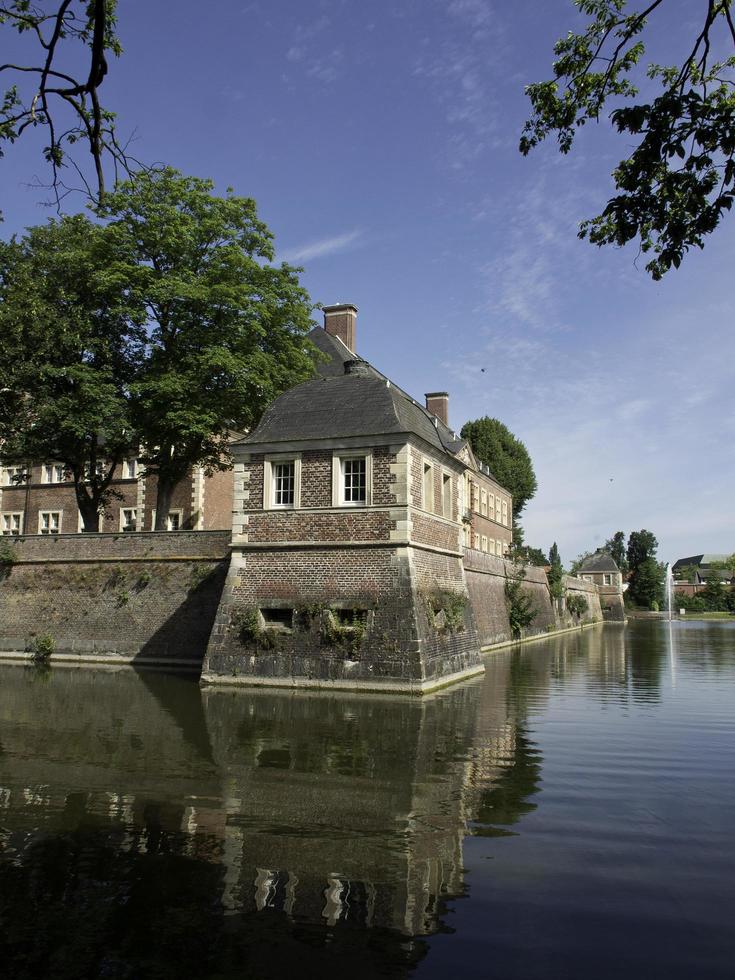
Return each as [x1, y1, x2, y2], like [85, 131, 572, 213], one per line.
[0, 456, 233, 536]
[203, 304, 514, 692]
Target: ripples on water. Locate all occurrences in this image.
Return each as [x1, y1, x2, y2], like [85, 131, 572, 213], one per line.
[0, 621, 734, 979]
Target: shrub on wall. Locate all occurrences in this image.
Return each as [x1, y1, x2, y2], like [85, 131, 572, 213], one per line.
[566, 593, 589, 617]
[505, 566, 536, 638]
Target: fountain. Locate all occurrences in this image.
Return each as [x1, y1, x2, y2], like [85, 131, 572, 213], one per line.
[665, 563, 674, 622]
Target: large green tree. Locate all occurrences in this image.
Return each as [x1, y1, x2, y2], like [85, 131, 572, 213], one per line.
[626, 528, 665, 607]
[548, 541, 564, 598]
[0, 2, 128, 207]
[521, 1, 735, 279]
[98, 167, 317, 529]
[0, 213, 141, 530]
[605, 530, 629, 572]
[460, 417, 538, 519]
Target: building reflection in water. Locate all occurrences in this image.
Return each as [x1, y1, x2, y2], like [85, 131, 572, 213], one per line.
[0, 654, 546, 975]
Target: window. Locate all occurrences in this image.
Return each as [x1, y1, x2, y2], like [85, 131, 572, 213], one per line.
[43, 464, 65, 484]
[496, 540, 503, 557]
[151, 510, 183, 531]
[121, 508, 137, 533]
[4, 466, 27, 486]
[39, 511, 61, 534]
[260, 608, 294, 631]
[2, 513, 23, 535]
[487, 492, 494, 517]
[123, 459, 138, 480]
[603, 573, 612, 585]
[481, 535, 488, 553]
[495, 497, 502, 523]
[442, 472, 452, 518]
[502, 500, 508, 526]
[481, 489, 487, 516]
[473, 532, 480, 550]
[273, 461, 295, 507]
[83, 461, 104, 481]
[423, 461, 433, 512]
[343, 457, 367, 504]
[472, 481, 480, 512]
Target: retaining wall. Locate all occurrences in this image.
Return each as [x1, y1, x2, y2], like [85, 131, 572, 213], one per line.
[0, 532, 230, 667]
[463, 551, 603, 648]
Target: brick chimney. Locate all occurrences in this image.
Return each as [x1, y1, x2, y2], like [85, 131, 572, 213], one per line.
[425, 392, 449, 426]
[323, 303, 357, 353]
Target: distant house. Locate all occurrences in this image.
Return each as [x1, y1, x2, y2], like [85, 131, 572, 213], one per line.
[672, 554, 735, 585]
[577, 551, 623, 589]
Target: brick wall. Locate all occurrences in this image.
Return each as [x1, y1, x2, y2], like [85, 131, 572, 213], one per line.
[300, 451, 332, 508]
[0, 532, 231, 665]
[248, 510, 394, 543]
[202, 468, 234, 530]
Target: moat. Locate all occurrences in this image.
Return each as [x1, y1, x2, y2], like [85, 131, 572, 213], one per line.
[1, 620, 734, 979]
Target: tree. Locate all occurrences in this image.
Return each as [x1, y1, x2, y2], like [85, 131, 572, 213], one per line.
[548, 541, 564, 598]
[0, 1, 132, 208]
[505, 565, 537, 637]
[521, 1, 735, 279]
[674, 563, 698, 583]
[604, 530, 628, 572]
[97, 167, 317, 529]
[626, 529, 664, 607]
[626, 528, 658, 570]
[0, 213, 141, 529]
[460, 417, 537, 519]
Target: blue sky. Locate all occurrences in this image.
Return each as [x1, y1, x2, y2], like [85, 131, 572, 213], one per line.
[2, 0, 733, 565]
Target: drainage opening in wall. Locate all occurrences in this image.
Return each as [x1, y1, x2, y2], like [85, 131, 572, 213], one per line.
[259, 608, 294, 631]
[332, 609, 368, 628]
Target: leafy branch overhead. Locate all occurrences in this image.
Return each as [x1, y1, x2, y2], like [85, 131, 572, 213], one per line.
[0, 1, 133, 206]
[521, 0, 735, 278]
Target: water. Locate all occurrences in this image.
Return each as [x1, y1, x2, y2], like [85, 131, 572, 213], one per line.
[1, 621, 734, 979]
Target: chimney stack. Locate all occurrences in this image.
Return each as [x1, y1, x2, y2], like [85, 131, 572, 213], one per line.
[425, 392, 449, 426]
[323, 303, 358, 353]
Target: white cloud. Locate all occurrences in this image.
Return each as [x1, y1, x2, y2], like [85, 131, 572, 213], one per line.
[281, 229, 363, 264]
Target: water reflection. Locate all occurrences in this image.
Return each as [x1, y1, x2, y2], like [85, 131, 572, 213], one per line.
[1, 623, 734, 978]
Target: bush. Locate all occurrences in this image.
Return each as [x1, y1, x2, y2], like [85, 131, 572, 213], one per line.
[29, 634, 54, 661]
[566, 593, 589, 617]
[505, 566, 536, 637]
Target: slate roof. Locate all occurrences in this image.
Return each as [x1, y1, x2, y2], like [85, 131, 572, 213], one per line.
[672, 553, 731, 570]
[240, 327, 469, 461]
[578, 551, 619, 573]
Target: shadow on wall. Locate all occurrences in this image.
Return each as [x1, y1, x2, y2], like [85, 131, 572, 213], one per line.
[134, 563, 229, 669]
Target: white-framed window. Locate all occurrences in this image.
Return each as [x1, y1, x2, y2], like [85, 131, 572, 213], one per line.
[603, 573, 612, 585]
[473, 532, 480, 550]
[495, 497, 502, 523]
[120, 508, 137, 532]
[151, 510, 184, 531]
[4, 466, 27, 486]
[441, 471, 452, 519]
[472, 481, 480, 512]
[487, 492, 494, 517]
[1, 512, 23, 535]
[39, 511, 61, 534]
[263, 454, 302, 509]
[83, 460, 105, 481]
[481, 534, 488, 553]
[342, 457, 367, 504]
[123, 459, 138, 480]
[495, 540, 503, 557]
[423, 461, 433, 513]
[480, 489, 487, 516]
[42, 463, 65, 484]
[273, 461, 296, 506]
[502, 500, 508, 526]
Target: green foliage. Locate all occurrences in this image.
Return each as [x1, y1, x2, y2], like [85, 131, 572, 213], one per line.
[627, 529, 658, 571]
[0, 540, 18, 566]
[135, 569, 152, 590]
[674, 563, 698, 584]
[29, 634, 54, 661]
[675, 588, 735, 614]
[604, 531, 628, 573]
[0, 214, 139, 530]
[460, 417, 537, 518]
[548, 541, 564, 599]
[0, 1, 125, 208]
[566, 592, 589, 617]
[233, 609, 281, 651]
[426, 591, 467, 634]
[505, 566, 536, 638]
[521, 0, 735, 278]
[116, 590, 130, 607]
[513, 546, 548, 567]
[321, 609, 367, 653]
[96, 168, 318, 527]
[188, 563, 213, 592]
[628, 556, 665, 609]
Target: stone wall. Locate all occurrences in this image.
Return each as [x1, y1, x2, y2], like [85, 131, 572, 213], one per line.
[0, 531, 230, 667]
[464, 551, 603, 649]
